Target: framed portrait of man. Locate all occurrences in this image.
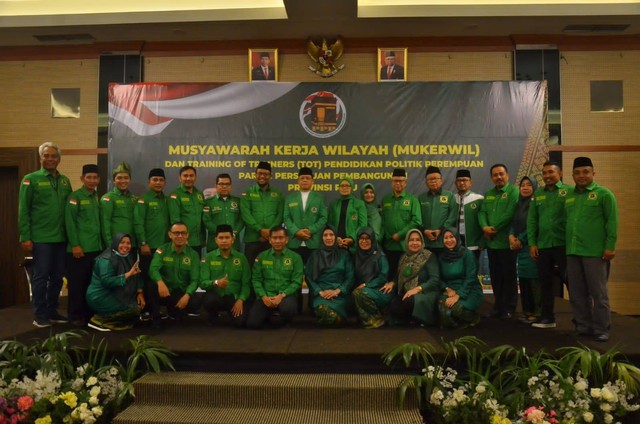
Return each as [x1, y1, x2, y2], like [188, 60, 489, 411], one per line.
[377, 48, 407, 82]
[249, 48, 278, 81]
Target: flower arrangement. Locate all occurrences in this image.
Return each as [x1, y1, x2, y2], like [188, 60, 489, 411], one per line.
[0, 331, 175, 423]
[384, 336, 640, 424]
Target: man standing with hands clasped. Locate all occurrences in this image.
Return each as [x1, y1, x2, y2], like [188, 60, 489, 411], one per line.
[565, 157, 618, 342]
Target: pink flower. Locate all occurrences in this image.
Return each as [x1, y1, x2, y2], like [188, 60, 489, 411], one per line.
[16, 397, 33, 412]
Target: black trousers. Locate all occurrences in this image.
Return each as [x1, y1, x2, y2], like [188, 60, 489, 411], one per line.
[487, 248, 518, 315]
[536, 246, 567, 321]
[66, 251, 99, 323]
[202, 292, 249, 327]
[246, 296, 298, 329]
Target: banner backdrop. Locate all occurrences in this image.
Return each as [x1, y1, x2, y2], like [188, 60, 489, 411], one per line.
[108, 81, 548, 199]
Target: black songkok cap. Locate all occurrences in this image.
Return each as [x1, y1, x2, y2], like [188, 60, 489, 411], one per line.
[298, 167, 313, 177]
[260, 52, 270, 59]
[215, 224, 234, 236]
[456, 169, 471, 179]
[148, 168, 165, 179]
[392, 168, 406, 177]
[257, 161, 272, 172]
[573, 157, 594, 169]
[386, 51, 396, 58]
[425, 166, 441, 177]
[82, 164, 99, 175]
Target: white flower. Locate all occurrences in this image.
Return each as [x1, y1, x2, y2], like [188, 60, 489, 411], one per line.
[89, 386, 101, 397]
[476, 384, 486, 394]
[603, 413, 613, 424]
[92, 406, 103, 417]
[86, 376, 98, 387]
[600, 403, 612, 412]
[89, 396, 99, 406]
[582, 411, 594, 422]
[590, 388, 602, 399]
[601, 387, 618, 403]
[574, 380, 588, 391]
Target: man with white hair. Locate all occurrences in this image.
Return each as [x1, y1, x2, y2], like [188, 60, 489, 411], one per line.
[19, 142, 73, 327]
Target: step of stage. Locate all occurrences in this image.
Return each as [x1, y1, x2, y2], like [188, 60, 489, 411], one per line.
[114, 372, 421, 424]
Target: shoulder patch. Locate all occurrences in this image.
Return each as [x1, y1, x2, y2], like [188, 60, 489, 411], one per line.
[138, 199, 145, 204]
[69, 199, 78, 205]
[22, 179, 30, 185]
[156, 248, 164, 254]
[170, 193, 178, 199]
[103, 196, 111, 202]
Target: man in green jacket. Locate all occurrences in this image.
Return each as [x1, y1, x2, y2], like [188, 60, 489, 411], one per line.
[283, 167, 328, 264]
[241, 162, 284, 265]
[381, 168, 422, 279]
[479, 164, 519, 320]
[148, 222, 201, 326]
[200, 224, 251, 327]
[134, 168, 170, 321]
[203, 173, 244, 253]
[247, 226, 303, 329]
[168, 165, 205, 253]
[101, 162, 137, 248]
[19, 142, 72, 327]
[453, 169, 484, 260]
[65, 164, 102, 326]
[527, 161, 571, 329]
[565, 157, 618, 342]
[419, 166, 457, 255]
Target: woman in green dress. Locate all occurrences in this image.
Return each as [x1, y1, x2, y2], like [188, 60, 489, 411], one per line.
[86, 233, 144, 331]
[360, 183, 382, 241]
[387, 229, 441, 326]
[437, 228, 483, 328]
[328, 177, 367, 253]
[352, 226, 393, 328]
[305, 225, 354, 325]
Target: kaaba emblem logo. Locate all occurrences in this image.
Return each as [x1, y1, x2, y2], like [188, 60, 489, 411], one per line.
[403, 199, 410, 207]
[233, 258, 241, 266]
[300, 91, 346, 138]
[284, 258, 292, 266]
[471, 203, 477, 209]
[559, 189, 568, 197]
[439, 196, 448, 204]
[183, 257, 191, 265]
[588, 192, 597, 200]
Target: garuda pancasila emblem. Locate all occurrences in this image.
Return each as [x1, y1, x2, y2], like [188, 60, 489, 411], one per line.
[306, 37, 345, 78]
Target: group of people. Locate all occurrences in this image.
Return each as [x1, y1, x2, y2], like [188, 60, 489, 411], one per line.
[19, 142, 618, 341]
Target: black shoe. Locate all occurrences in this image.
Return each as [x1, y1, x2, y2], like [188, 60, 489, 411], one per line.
[33, 318, 52, 328]
[594, 333, 610, 342]
[49, 312, 68, 324]
[531, 318, 557, 329]
[517, 316, 535, 325]
[500, 312, 514, 320]
[70, 319, 87, 327]
[140, 312, 152, 322]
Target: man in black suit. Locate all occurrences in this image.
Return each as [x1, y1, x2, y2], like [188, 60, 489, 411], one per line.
[380, 51, 404, 80]
[251, 52, 275, 81]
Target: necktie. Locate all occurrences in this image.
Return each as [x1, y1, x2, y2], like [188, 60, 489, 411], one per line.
[387, 66, 392, 79]
[264, 68, 268, 79]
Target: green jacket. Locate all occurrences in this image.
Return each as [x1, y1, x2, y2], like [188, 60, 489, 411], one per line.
[240, 184, 284, 243]
[65, 186, 103, 253]
[527, 182, 572, 249]
[565, 182, 618, 257]
[252, 247, 303, 297]
[478, 183, 519, 250]
[168, 185, 205, 247]
[101, 188, 137, 247]
[18, 167, 72, 243]
[327, 197, 368, 244]
[149, 242, 200, 295]
[283, 191, 328, 249]
[381, 191, 422, 252]
[438, 250, 483, 311]
[134, 190, 170, 250]
[454, 191, 485, 249]
[203, 194, 244, 251]
[200, 249, 251, 301]
[418, 189, 457, 249]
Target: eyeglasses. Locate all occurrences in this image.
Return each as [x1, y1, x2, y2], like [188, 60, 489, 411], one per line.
[391, 179, 406, 184]
[256, 172, 271, 177]
[339, 184, 351, 188]
[171, 231, 188, 236]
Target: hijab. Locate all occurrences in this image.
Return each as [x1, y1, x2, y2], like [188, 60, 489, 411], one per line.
[439, 227, 466, 263]
[339, 177, 355, 199]
[360, 183, 375, 205]
[308, 225, 341, 281]
[512, 176, 538, 236]
[397, 229, 432, 293]
[354, 226, 384, 284]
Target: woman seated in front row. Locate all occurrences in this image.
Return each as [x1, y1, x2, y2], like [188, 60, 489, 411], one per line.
[437, 228, 483, 329]
[86, 233, 144, 332]
[352, 226, 393, 329]
[305, 225, 354, 326]
[387, 228, 440, 326]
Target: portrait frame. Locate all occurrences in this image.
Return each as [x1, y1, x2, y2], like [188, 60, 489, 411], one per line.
[377, 48, 408, 82]
[249, 48, 278, 82]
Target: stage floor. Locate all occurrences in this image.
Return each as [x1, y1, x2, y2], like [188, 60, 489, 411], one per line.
[2, 296, 639, 373]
